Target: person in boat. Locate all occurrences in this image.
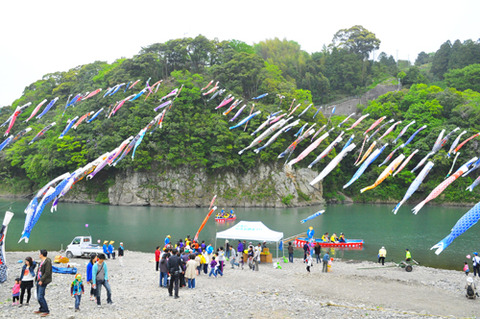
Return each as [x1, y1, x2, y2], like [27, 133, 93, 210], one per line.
[330, 233, 339, 243]
[405, 248, 412, 261]
[230, 208, 235, 218]
[338, 233, 346, 243]
[321, 232, 330, 243]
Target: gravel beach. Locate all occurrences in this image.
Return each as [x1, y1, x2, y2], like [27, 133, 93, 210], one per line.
[1, 250, 479, 318]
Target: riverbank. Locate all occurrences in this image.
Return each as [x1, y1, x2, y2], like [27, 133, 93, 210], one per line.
[1, 192, 478, 209]
[1, 251, 478, 318]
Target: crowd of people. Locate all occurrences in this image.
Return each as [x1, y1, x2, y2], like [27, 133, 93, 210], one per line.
[155, 235, 269, 298]
[10, 240, 125, 316]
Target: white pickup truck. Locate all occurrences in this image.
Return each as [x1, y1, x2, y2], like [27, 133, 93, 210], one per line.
[65, 236, 104, 258]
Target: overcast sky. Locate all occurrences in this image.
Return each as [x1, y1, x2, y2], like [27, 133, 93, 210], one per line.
[1, 0, 479, 107]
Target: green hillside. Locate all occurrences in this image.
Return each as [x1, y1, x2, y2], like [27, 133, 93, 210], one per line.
[1, 29, 480, 206]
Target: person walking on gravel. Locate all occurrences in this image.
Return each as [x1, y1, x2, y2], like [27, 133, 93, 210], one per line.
[34, 249, 52, 317]
[92, 254, 113, 307]
[167, 249, 183, 298]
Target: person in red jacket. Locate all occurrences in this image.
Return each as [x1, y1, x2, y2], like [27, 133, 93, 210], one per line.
[155, 246, 161, 271]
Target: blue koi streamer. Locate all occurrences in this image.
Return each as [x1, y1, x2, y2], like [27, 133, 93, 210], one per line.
[86, 108, 104, 123]
[59, 116, 79, 139]
[300, 210, 325, 224]
[343, 144, 389, 189]
[431, 201, 480, 255]
[36, 97, 59, 119]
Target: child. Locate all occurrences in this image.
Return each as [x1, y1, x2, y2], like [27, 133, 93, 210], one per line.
[12, 278, 20, 305]
[209, 256, 218, 277]
[464, 261, 470, 276]
[306, 254, 313, 273]
[70, 273, 85, 312]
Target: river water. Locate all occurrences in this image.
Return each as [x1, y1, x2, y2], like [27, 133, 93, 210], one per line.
[1, 199, 478, 270]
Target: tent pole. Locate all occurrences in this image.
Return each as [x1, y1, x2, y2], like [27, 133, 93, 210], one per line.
[276, 241, 278, 260]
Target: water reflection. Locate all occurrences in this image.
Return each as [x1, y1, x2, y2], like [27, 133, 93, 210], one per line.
[2, 199, 478, 270]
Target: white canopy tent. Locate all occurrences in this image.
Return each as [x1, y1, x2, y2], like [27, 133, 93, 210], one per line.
[216, 221, 284, 259]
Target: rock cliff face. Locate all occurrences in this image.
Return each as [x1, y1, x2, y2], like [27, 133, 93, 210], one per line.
[107, 164, 324, 207]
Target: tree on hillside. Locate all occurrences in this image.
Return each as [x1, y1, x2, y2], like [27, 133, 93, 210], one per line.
[444, 63, 480, 92]
[448, 39, 480, 71]
[402, 66, 428, 87]
[228, 40, 255, 54]
[323, 47, 364, 95]
[254, 38, 308, 82]
[377, 52, 398, 76]
[331, 25, 380, 59]
[431, 40, 452, 80]
[414, 51, 432, 66]
[211, 52, 265, 98]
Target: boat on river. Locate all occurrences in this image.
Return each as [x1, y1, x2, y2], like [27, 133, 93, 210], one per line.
[215, 213, 237, 222]
[294, 237, 363, 249]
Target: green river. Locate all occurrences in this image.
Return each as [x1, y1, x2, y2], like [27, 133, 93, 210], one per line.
[1, 199, 478, 270]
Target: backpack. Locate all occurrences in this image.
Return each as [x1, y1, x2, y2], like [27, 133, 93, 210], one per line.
[96, 264, 104, 282]
[466, 284, 475, 297]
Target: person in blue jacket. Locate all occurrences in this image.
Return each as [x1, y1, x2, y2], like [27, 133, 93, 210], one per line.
[92, 254, 113, 306]
[108, 241, 115, 260]
[102, 241, 109, 258]
[164, 235, 171, 246]
[86, 253, 97, 301]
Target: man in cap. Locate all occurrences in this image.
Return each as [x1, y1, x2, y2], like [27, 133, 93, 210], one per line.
[378, 246, 387, 265]
[108, 241, 115, 259]
[102, 241, 109, 258]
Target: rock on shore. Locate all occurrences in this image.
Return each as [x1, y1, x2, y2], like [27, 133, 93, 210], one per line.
[0, 251, 478, 318]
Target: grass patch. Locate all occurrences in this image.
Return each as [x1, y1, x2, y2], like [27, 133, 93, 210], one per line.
[281, 194, 294, 206]
[297, 190, 311, 202]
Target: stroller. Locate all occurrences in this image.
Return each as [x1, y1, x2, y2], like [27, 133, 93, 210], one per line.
[465, 277, 479, 299]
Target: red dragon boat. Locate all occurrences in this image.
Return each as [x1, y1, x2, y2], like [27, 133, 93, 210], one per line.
[294, 237, 363, 249]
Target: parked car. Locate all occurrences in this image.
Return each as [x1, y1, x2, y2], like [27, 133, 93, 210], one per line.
[65, 236, 103, 258]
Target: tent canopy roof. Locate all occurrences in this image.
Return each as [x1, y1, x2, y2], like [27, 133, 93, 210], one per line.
[216, 221, 283, 242]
